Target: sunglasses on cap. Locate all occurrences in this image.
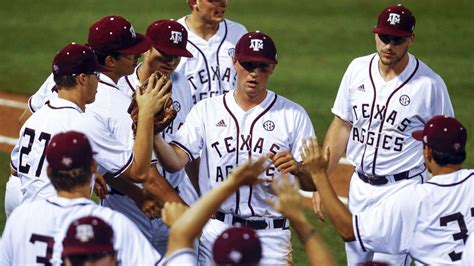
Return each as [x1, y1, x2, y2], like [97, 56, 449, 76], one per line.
[378, 34, 408, 45]
[238, 61, 272, 72]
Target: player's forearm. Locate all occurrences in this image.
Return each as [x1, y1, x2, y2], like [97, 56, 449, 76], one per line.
[143, 167, 185, 206]
[153, 135, 188, 172]
[104, 174, 144, 204]
[185, 158, 202, 196]
[311, 171, 355, 241]
[291, 215, 336, 266]
[295, 169, 317, 191]
[171, 178, 237, 241]
[323, 116, 351, 175]
[129, 112, 155, 182]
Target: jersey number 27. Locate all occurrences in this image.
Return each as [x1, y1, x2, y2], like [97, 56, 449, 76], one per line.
[19, 128, 51, 177]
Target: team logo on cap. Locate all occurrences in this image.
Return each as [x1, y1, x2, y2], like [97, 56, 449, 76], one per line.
[263, 120, 275, 131]
[75, 224, 94, 242]
[399, 95, 410, 106]
[170, 31, 183, 44]
[387, 13, 401, 25]
[129, 25, 136, 38]
[249, 39, 264, 52]
[53, 64, 59, 73]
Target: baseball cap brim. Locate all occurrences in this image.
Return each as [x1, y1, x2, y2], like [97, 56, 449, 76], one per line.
[118, 34, 152, 55]
[373, 27, 412, 38]
[63, 245, 114, 256]
[154, 44, 193, 58]
[234, 55, 278, 64]
[411, 130, 424, 141]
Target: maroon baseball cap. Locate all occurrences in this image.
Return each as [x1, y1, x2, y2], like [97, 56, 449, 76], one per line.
[88, 16, 152, 55]
[212, 227, 262, 265]
[62, 216, 114, 256]
[146, 19, 193, 58]
[234, 31, 278, 64]
[46, 131, 95, 172]
[373, 4, 416, 37]
[412, 115, 467, 154]
[52, 43, 109, 78]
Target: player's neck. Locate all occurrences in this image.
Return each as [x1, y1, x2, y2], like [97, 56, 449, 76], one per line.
[57, 187, 90, 199]
[186, 15, 219, 41]
[58, 90, 86, 111]
[378, 54, 409, 81]
[233, 89, 267, 111]
[429, 163, 462, 176]
[102, 71, 121, 84]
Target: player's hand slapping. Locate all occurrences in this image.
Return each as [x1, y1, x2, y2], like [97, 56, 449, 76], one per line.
[300, 137, 330, 178]
[227, 156, 271, 188]
[135, 72, 172, 116]
[136, 189, 162, 219]
[93, 173, 108, 199]
[266, 175, 306, 222]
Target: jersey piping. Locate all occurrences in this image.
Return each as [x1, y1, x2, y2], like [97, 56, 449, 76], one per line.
[46, 101, 82, 112]
[361, 55, 420, 176]
[425, 172, 473, 187]
[355, 215, 367, 252]
[99, 80, 120, 90]
[215, 20, 228, 93]
[246, 93, 278, 216]
[223, 93, 241, 214]
[112, 154, 134, 178]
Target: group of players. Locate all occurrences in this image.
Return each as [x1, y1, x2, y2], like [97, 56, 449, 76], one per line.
[1, 0, 473, 265]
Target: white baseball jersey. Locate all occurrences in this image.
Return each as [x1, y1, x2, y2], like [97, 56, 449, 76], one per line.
[354, 169, 474, 265]
[462, 235, 474, 264]
[172, 90, 315, 217]
[28, 73, 58, 113]
[11, 98, 85, 203]
[1, 196, 162, 265]
[71, 74, 135, 178]
[333, 53, 454, 176]
[176, 17, 247, 105]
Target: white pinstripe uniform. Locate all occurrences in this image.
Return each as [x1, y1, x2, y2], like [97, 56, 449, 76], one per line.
[175, 17, 247, 105]
[101, 64, 193, 254]
[333, 53, 454, 264]
[354, 169, 474, 265]
[1, 196, 161, 265]
[462, 234, 474, 264]
[171, 90, 315, 265]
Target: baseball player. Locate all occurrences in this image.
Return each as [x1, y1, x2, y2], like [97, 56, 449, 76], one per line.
[110, 19, 194, 254]
[1, 131, 161, 265]
[302, 115, 473, 265]
[176, 0, 247, 104]
[62, 216, 118, 266]
[161, 156, 268, 265]
[9, 43, 103, 204]
[154, 31, 316, 265]
[313, 4, 454, 265]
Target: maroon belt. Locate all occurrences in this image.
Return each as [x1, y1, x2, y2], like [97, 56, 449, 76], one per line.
[357, 171, 410, 185]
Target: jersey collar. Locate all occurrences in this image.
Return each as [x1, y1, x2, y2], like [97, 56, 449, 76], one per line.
[99, 74, 120, 90]
[47, 97, 84, 113]
[46, 195, 95, 208]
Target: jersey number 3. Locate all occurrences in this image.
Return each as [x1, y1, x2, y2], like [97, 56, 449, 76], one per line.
[30, 233, 54, 265]
[19, 128, 51, 177]
[440, 208, 474, 261]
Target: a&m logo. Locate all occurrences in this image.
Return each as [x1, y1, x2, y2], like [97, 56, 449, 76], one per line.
[263, 120, 275, 131]
[129, 25, 137, 38]
[75, 224, 94, 242]
[170, 31, 183, 44]
[387, 13, 401, 25]
[399, 95, 410, 106]
[249, 39, 264, 51]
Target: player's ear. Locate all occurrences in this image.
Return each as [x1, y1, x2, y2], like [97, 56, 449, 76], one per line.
[104, 55, 117, 69]
[232, 57, 238, 67]
[407, 34, 415, 47]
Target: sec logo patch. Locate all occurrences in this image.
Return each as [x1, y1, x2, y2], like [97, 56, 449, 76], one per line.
[263, 120, 275, 131]
[399, 95, 410, 106]
[172, 101, 181, 112]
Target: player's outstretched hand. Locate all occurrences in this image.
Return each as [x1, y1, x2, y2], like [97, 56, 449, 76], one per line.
[227, 156, 270, 188]
[135, 72, 172, 115]
[161, 202, 189, 227]
[300, 137, 330, 177]
[266, 175, 306, 222]
[268, 150, 300, 175]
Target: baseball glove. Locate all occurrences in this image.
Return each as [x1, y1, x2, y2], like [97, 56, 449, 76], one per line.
[128, 72, 177, 136]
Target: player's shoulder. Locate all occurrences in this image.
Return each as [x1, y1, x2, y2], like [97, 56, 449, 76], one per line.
[223, 18, 247, 35]
[272, 91, 308, 113]
[411, 55, 446, 85]
[7, 199, 48, 220]
[347, 53, 376, 69]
